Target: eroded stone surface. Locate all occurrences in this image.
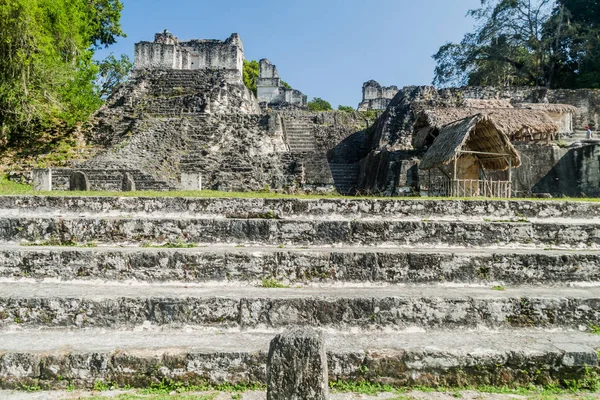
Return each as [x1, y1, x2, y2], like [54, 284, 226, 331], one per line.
[68, 172, 89, 192]
[267, 328, 328, 400]
[2, 196, 600, 220]
[0, 283, 598, 330]
[2, 216, 600, 248]
[0, 329, 597, 390]
[1, 245, 599, 285]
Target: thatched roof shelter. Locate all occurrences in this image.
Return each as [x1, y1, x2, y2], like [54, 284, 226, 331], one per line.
[419, 114, 521, 171]
[414, 107, 559, 148]
[513, 103, 577, 114]
[463, 98, 513, 109]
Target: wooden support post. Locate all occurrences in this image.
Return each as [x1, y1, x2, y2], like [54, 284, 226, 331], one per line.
[453, 155, 458, 197]
[508, 157, 512, 198]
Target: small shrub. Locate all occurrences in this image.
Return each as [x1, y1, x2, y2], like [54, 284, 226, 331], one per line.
[261, 278, 289, 288]
[141, 240, 197, 249]
[308, 97, 333, 111]
[589, 324, 600, 335]
[337, 105, 355, 112]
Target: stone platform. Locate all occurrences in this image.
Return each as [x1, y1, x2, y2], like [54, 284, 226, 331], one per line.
[0, 196, 598, 391]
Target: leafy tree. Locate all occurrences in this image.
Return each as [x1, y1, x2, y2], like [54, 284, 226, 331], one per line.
[551, 0, 600, 88]
[433, 0, 600, 89]
[432, 0, 561, 88]
[88, 0, 125, 48]
[95, 54, 132, 100]
[0, 0, 125, 146]
[337, 105, 355, 112]
[243, 60, 259, 95]
[307, 97, 333, 111]
[281, 80, 291, 89]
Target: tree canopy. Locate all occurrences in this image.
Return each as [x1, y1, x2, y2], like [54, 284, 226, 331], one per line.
[308, 98, 333, 111]
[243, 60, 293, 96]
[243, 60, 259, 96]
[433, 0, 600, 89]
[0, 0, 125, 146]
[95, 54, 132, 100]
[337, 105, 355, 112]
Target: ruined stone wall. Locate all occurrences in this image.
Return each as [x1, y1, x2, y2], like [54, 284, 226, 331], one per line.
[78, 67, 367, 193]
[134, 32, 244, 84]
[357, 80, 399, 111]
[90, 69, 259, 145]
[257, 59, 307, 109]
[177, 113, 300, 191]
[49, 169, 172, 192]
[357, 150, 420, 195]
[504, 143, 600, 197]
[359, 142, 600, 198]
[458, 87, 600, 131]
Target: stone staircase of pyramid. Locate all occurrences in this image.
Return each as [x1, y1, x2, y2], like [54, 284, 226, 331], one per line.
[0, 196, 599, 391]
[281, 116, 336, 189]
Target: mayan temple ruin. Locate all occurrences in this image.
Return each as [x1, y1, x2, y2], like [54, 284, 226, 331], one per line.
[357, 80, 399, 111]
[30, 31, 600, 199]
[2, 26, 600, 398]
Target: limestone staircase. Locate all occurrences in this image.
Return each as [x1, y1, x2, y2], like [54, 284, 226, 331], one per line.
[282, 118, 318, 153]
[329, 163, 360, 195]
[0, 196, 599, 391]
[282, 116, 335, 187]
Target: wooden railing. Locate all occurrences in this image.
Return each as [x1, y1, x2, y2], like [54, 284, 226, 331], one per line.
[429, 179, 512, 198]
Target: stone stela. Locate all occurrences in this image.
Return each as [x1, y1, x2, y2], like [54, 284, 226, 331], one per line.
[267, 328, 329, 400]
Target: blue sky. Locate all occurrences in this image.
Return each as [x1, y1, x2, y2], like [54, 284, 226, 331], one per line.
[97, 0, 480, 108]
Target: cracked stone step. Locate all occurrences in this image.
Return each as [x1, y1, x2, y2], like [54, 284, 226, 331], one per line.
[1, 245, 600, 285]
[1, 282, 599, 330]
[0, 328, 597, 389]
[1, 196, 599, 220]
[2, 217, 600, 248]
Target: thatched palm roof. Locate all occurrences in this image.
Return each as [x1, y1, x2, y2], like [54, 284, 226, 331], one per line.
[463, 98, 513, 109]
[514, 103, 577, 114]
[419, 114, 521, 171]
[414, 107, 559, 147]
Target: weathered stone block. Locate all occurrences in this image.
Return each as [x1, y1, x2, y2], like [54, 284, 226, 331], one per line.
[69, 171, 90, 191]
[267, 327, 328, 400]
[32, 169, 52, 191]
[180, 173, 202, 190]
[121, 172, 136, 192]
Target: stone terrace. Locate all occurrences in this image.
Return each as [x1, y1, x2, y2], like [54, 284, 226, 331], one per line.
[0, 196, 599, 391]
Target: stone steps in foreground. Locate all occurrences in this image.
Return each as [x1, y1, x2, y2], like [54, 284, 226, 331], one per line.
[3, 217, 600, 248]
[1, 282, 599, 330]
[2, 245, 600, 285]
[1, 196, 599, 219]
[0, 328, 597, 389]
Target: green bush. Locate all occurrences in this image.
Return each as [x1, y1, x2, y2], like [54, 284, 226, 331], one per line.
[243, 60, 259, 96]
[338, 105, 355, 112]
[308, 97, 333, 111]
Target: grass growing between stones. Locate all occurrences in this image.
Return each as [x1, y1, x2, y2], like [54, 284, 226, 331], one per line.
[5, 175, 600, 202]
[329, 380, 600, 399]
[260, 278, 290, 288]
[141, 241, 197, 249]
[0, 175, 33, 194]
[86, 395, 217, 399]
[483, 218, 530, 223]
[19, 240, 97, 247]
[139, 380, 265, 395]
